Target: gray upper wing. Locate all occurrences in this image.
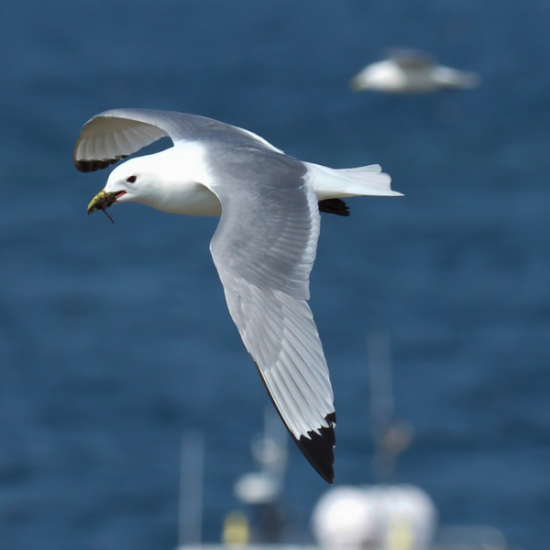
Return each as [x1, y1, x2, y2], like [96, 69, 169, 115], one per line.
[207, 142, 336, 482]
[73, 109, 283, 172]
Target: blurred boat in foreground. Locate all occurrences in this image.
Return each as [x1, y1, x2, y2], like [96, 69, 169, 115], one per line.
[176, 334, 508, 550]
[350, 50, 479, 94]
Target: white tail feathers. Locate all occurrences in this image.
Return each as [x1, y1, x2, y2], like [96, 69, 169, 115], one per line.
[306, 162, 402, 200]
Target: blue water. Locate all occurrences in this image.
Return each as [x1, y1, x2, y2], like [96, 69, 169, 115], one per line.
[1, 1, 550, 548]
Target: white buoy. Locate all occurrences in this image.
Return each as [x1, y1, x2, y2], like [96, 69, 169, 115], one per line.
[311, 486, 380, 549]
[311, 484, 437, 550]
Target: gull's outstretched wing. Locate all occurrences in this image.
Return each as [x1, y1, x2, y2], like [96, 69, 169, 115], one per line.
[207, 141, 336, 483]
[73, 109, 283, 172]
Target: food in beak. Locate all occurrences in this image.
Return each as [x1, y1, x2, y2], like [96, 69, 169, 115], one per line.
[87, 189, 126, 223]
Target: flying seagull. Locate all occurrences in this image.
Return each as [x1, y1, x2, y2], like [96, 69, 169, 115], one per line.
[74, 109, 402, 483]
[351, 49, 479, 94]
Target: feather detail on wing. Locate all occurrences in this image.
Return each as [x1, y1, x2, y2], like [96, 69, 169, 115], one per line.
[73, 112, 169, 172]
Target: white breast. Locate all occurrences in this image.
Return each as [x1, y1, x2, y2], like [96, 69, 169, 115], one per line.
[148, 181, 222, 216]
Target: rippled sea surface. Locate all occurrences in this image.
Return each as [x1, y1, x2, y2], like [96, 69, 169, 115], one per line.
[1, 1, 550, 549]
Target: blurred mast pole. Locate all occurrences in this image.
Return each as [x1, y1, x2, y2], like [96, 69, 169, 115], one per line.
[367, 331, 413, 483]
[368, 331, 394, 435]
[179, 432, 204, 548]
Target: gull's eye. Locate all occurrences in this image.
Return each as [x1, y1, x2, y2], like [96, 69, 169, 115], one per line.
[126, 175, 137, 184]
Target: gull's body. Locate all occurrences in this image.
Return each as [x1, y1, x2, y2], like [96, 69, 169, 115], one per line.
[75, 109, 401, 483]
[351, 50, 479, 94]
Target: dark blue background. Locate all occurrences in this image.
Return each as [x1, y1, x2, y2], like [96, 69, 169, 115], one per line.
[1, 1, 549, 549]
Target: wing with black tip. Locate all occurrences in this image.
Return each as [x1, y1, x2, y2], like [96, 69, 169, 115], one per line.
[207, 143, 336, 483]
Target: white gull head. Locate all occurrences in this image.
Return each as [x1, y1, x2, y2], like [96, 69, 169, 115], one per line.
[102, 145, 221, 216]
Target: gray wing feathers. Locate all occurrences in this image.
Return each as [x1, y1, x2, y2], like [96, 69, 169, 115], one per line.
[210, 151, 318, 301]
[73, 108, 284, 172]
[208, 145, 334, 441]
[219, 280, 334, 440]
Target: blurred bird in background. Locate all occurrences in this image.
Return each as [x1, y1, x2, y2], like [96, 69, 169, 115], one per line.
[351, 49, 479, 94]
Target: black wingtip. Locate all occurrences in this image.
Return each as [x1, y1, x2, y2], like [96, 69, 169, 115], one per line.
[74, 155, 128, 172]
[250, 360, 336, 483]
[292, 412, 336, 484]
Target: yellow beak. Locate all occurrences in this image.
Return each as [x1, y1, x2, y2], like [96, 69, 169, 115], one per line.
[87, 189, 120, 215]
